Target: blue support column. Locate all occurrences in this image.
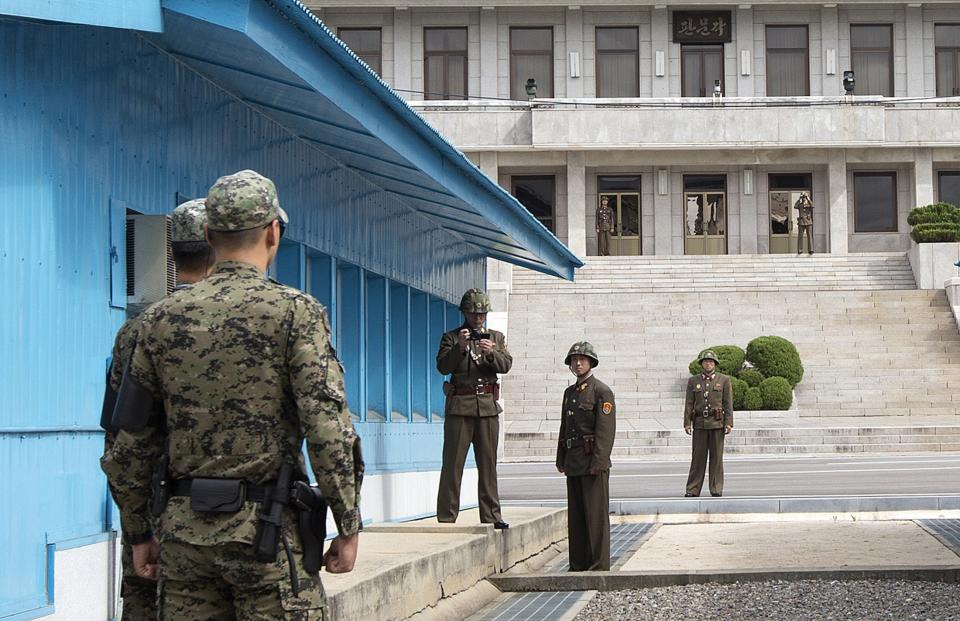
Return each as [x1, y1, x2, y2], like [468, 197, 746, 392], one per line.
[275, 241, 306, 290]
[389, 282, 411, 422]
[429, 297, 446, 423]
[308, 254, 337, 349]
[410, 290, 429, 423]
[337, 263, 364, 422]
[365, 274, 387, 423]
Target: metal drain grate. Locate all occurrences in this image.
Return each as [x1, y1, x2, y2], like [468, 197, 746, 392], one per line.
[920, 519, 960, 555]
[468, 523, 654, 621]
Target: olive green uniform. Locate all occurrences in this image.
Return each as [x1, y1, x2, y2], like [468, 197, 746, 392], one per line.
[596, 202, 615, 257]
[684, 372, 734, 496]
[796, 196, 814, 254]
[556, 376, 616, 571]
[436, 326, 512, 523]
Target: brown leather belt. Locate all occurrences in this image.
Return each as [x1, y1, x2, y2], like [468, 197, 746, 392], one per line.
[451, 383, 497, 396]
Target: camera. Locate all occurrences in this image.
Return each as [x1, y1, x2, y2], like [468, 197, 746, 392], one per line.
[469, 330, 492, 341]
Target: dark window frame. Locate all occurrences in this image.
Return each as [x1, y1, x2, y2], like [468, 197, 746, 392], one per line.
[765, 25, 810, 96]
[681, 44, 724, 97]
[937, 170, 960, 207]
[423, 26, 469, 101]
[337, 27, 383, 75]
[853, 171, 898, 233]
[510, 27, 555, 99]
[511, 174, 556, 233]
[595, 26, 640, 98]
[934, 24, 960, 97]
[850, 24, 894, 97]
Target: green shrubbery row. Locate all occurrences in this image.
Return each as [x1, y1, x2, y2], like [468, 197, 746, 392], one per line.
[689, 336, 803, 411]
[908, 203, 960, 243]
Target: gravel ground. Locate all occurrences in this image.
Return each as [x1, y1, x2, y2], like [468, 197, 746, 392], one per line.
[574, 580, 960, 621]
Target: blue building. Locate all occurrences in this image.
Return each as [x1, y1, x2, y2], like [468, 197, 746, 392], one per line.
[0, 1, 581, 617]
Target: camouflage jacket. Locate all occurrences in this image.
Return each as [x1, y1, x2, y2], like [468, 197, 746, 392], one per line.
[436, 326, 512, 417]
[556, 375, 616, 477]
[684, 373, 734, 430]
[102, 261, 363, 545]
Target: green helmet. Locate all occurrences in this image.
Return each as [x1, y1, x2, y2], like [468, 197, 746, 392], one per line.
[459, 288, 492, 313]
[170, 199, 207, 243]
[565, 341, 599, 367]
[699, 350, 720, 364]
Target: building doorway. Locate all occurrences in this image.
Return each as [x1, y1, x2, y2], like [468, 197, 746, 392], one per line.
[768, 173, 812, 254]
[683, 174, 727, 255]
[598, 175, 642, 255]
[681, 44, 724, 97]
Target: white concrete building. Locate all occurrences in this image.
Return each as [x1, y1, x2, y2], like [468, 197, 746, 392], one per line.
[314, 1, 960, 257]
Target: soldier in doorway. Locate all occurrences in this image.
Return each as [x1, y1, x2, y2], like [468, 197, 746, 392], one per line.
[683, 350, 733, 497]
[556, 342, 616, 571]
[436, 289, 513, 529]
[596, 195, 615, 256]
[795, 193, 815, 255]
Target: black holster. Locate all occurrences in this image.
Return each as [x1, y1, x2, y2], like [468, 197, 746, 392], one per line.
[150, 453, 171, 518]
[253, 463, 294, 562]
[100, 367, 119, 434]
[291, 481, 328, 574]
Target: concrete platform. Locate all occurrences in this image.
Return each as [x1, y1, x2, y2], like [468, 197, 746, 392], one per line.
[322, 507, 566, 621]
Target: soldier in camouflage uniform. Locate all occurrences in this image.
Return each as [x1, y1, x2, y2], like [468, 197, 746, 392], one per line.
[99, 198, 212, 620]
[683, 350, 734, 497]
[596, 196, 615, 256]
[795, 193, 814, 255]
[556, 342, 616, 571]
[436, 289, 513, 529]
[102, 170, 363, 620]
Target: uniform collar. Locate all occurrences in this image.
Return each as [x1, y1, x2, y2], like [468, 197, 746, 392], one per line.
[211, 260, 265, 278]
[576, 374, 594, 390]
[702, 372, 716, 381]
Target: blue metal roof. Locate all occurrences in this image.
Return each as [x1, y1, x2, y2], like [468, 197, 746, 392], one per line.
[150, 0, 582, 279]
[0, 0, 163, 31]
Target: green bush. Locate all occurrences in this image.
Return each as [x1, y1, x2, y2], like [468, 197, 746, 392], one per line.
[738, 368, 765, 387]
[908, 203, 960, 243]
[731, 377, 748, 410]
[688, 345, 746, 376]
[744, 387, 763, 410]
[759, 376, 793, 410]
[746, 336, 804, 386]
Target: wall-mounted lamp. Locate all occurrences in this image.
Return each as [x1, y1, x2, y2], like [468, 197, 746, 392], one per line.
[842, 70, 855, 94]
[825, 48, 837, 75]
[569, 51, 581, 78]
[740, 49, 751, 76]
[657, 169, 669, 195]
[742, 168, 754, 195]
[655, 50, 665, 77]
[525, 78, 538, 100]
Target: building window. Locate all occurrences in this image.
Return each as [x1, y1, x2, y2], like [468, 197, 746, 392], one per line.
[766, 25, 809, 96]
[511, 27, 553, 99]
[850, 24, 893, 97]
[853, 172, 898, 232]
[338, 28, 382, 75]
[939, 171, 960, 207]
[424, 27, 468, 100]
[512, 175, 555, 232]
[681, 45, 723, 97]
[596, 27, 639, 98]
[935, 25, 960, 97]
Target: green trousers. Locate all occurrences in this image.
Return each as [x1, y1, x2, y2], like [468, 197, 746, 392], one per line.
[685, 428, 725, 496]
[437, 414, 502, 523]
[566, 471, 611, 571]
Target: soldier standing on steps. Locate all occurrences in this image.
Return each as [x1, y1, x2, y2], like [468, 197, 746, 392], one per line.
[596, 195, 615, 256]
[795, 193, 815, 255]
[684, 350, 734, 497]
[556, 342, 616, 571]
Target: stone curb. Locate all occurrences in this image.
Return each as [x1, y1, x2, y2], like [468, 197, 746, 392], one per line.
[488, 566, 960, 593]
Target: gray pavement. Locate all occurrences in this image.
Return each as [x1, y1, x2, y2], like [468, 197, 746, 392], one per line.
[499, 454, 960, 501]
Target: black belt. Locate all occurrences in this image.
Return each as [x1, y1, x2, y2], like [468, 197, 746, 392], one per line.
[170, 479, 272, 503]
[564, 437, 583, 449]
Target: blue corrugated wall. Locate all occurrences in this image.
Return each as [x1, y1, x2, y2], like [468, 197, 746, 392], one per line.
[0, 15, 481, 618]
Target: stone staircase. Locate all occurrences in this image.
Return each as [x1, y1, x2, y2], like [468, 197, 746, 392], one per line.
[502, 253, 960, 459]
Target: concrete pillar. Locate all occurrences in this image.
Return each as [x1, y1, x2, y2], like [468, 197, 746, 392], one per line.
[914, 148, 935, 207]
[740, 168, 759, 253]
[394, 9, 413, 99]
[736, 7, 755, 97]
[651, 6, 670, 98]
[654, 167, 673, 255]
[828, 151, 849, 254]
[566, 8, 584, 98]
[566, 152, 587, 257]
[905, 5, 925, 97]
[820, 6, 839, 96]
[480, 7, 498, 99]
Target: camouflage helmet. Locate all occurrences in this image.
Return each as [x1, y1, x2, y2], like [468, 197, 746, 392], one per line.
[698, 350, 720, 364]
[170, 199, 207, 243]
[205, 169, 289, 232]
[564, 341, 599, 367]
[459, 288, 492, 313]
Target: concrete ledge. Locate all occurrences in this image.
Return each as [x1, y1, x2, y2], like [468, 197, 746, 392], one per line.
[488, 566, 960, 593]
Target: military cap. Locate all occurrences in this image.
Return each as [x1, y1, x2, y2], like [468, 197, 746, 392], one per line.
[169, 199, 207, 243]
[565, 341, 599, 367]
[205, 169, 288, 232]
[699, 350, 720, 364]
[459, 288, 492, 313]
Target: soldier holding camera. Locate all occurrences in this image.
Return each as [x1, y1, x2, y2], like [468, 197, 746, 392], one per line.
[436, 289, 513, 529]
[683, 350, 734, 497]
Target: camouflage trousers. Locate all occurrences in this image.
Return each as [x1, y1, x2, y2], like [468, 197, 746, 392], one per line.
[120, 540, 158, 620]
[158, 529, 326, 620]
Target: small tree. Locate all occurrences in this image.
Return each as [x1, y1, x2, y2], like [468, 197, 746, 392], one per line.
[908, 203, 960, 243]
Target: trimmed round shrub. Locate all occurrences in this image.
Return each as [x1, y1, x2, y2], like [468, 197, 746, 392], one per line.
[759, 376, 793, 410]
[687, 345, 746, 377]
[909, 203, 960, 243]
[731, 377, 748, 410]
[746, 336, 804, 386]
[744, 387, 763, 410]
[738, 368, 765, 387]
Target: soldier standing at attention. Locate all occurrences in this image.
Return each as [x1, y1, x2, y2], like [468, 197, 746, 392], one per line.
[684, 350, 733, 497]
[99, 199, 212, 620]
[102, 170, 363, 619]
[795, 193, 815, 255]
[556, 342, 616, 571]
[436, 289, 513, 529]
[596, 195, 615, 256]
